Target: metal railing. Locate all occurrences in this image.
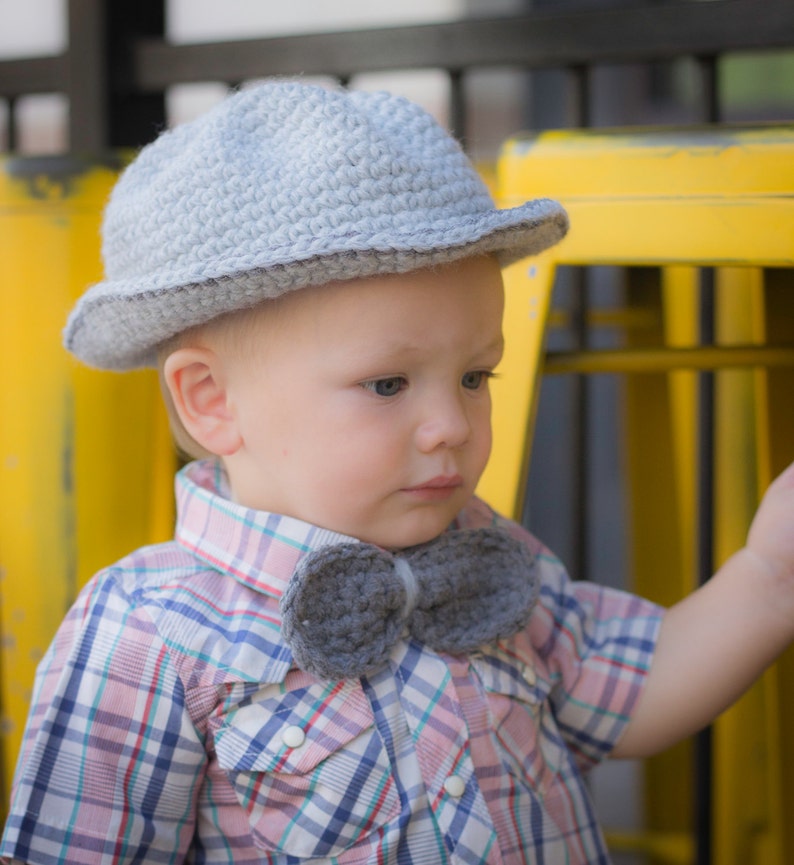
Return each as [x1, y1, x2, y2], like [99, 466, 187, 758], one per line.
[1, 0, 793, 149]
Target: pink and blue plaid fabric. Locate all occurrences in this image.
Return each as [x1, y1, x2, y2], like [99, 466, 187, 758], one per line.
[2, 460, 662, 864]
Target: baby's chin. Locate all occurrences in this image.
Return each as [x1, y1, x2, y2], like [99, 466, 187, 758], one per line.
[359, 516, 460, 552]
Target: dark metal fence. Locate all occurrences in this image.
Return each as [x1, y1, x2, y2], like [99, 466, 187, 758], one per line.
[2, 0, 793, 150]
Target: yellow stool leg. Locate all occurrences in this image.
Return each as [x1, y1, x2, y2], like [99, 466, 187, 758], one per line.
[477, 253, 557, 520]
[0, 159, 177, 809]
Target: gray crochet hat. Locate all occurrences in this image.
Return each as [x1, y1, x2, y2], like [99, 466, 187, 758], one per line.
[64, 80, 568, 370]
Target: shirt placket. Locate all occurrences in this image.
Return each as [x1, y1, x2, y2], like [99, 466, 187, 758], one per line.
[390, 642, 504, 865]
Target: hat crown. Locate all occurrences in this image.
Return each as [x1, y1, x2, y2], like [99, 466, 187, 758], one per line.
[102, 83, 493, 288]
[65, 80, 568, 369]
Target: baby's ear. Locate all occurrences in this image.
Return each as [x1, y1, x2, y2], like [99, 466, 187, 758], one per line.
[162, 347, 242, 456]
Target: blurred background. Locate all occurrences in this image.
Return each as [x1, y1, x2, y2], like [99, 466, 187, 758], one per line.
[1, 2, 793, 863]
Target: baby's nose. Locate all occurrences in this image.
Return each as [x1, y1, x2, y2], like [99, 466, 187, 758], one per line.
[414, 395, 471, 452]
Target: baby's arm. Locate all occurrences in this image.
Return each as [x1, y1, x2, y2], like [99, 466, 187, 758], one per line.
[613, 460, 794, 758]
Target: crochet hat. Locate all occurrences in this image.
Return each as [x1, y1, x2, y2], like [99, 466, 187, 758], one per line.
[64, 80, 568, 370]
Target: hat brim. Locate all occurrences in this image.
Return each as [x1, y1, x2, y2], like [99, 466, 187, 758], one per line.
[64, 198, 567, 370]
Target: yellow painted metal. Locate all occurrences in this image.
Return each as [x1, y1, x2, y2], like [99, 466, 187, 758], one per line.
[711, 267, 779, 865]
[610, 265, 698, 852]
[501, 125, 794, 198]
[603, 830, 694, 864]
[751, 271, 794, 864]
[0, 157, 176, 810]
[479, 125, 794, 516]
[476, 254, 556, 517]
[544, 344, 794, 375]
[483, 125, 794, 864]
[499, 125, 794, 267]
[660, 266, 700, 584]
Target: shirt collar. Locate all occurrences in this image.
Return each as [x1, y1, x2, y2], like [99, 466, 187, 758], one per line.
[175, 459, 357, 600]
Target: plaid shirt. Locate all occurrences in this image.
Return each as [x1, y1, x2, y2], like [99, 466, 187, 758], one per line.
[2, 459, 662, 865]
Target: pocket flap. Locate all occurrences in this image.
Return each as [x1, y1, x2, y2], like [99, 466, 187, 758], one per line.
[471, 646, 553, 706]
[213, 677, 374, 775]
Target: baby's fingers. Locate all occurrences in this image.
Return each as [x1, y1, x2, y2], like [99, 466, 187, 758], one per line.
[747, 459, 794, 578]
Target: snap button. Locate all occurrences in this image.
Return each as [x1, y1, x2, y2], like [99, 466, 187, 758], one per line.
[522, 665, 537, 686]
[281, 725, 306, 749]
[443, 774, 466, 798]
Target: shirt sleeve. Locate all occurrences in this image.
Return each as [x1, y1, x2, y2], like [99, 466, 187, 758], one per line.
[457, 497, 664, 770]
[0, 569, 207, 865]
[531, 549, 664, 770]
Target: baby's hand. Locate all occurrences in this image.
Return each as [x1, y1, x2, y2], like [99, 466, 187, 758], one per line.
[616, 458, 794, 758]
[746, 461, 794, 582]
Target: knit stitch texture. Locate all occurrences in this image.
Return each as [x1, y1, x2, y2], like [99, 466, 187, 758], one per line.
[64, 81, 568, 370]
[281, 527, 540, 680]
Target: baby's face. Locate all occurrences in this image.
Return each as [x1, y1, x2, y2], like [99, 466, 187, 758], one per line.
[223, 255, 505, 548]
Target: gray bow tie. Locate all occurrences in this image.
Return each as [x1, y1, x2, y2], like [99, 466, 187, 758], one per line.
[280, 527, 539, 680]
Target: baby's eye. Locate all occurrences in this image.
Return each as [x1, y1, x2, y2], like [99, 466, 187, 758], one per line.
[361, 376, 407, 397]
[461, 370, 492, 390]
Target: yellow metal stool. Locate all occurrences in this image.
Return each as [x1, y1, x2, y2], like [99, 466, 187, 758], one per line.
[0, 157, 177, 810]
[477, 125, 794, 865]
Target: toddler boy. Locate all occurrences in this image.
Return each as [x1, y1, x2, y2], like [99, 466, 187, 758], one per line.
[2, 81, 794, 865]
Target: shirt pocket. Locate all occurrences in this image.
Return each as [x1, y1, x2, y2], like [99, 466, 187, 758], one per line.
[471, 646, 565, 798]
[211, 675, 401, 859]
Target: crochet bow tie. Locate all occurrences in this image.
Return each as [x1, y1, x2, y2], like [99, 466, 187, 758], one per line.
[280, 527, 540, 680]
